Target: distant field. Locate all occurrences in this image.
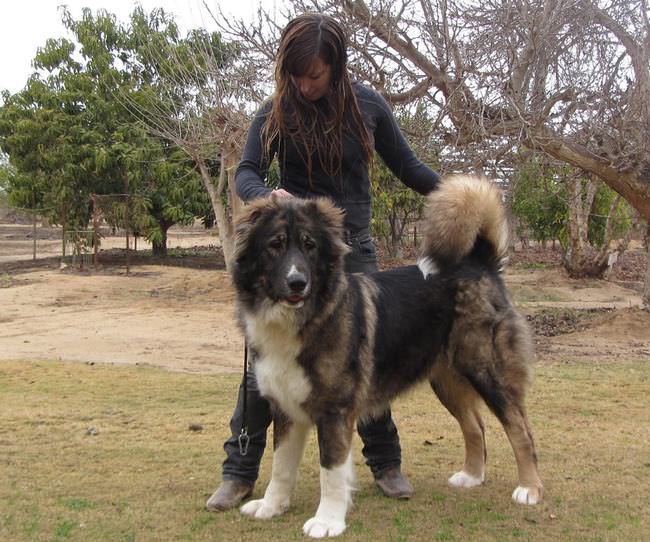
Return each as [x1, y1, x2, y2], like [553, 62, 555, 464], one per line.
[1, 358, 648, 541]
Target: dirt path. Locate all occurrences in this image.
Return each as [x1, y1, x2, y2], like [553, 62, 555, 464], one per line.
[1, 223, 648, 372]
[0, 266, 243, 373]
[2, 264, 648, 373]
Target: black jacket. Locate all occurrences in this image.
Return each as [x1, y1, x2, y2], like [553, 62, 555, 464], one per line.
[235, 83, 440, 232]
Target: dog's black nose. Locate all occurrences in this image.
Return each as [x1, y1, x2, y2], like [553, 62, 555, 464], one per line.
[287, 273, 307, 293]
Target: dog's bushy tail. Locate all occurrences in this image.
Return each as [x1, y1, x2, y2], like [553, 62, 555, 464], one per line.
[421, 175, 509, 267]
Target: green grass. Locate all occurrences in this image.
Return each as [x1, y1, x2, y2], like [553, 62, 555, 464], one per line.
[1, 358, 649, 541]
[0, 272, 13, 288]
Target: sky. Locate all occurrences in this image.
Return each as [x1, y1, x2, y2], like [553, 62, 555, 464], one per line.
[0, 0, 284, 98]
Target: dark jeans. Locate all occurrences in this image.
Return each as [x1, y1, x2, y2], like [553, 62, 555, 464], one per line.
[222, 232, 401, 484]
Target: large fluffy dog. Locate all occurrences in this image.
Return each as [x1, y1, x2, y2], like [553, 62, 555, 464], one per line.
[232, 175, 543, 538]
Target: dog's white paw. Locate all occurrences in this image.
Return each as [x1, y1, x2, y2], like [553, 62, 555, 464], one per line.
[240, 498, 287, 519]
[512, 485, 542, 505]
[448, 470, 484, 488]
[303, 516, 346, 538]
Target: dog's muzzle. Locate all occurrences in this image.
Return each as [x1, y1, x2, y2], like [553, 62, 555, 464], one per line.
[283, 267, 310, 306]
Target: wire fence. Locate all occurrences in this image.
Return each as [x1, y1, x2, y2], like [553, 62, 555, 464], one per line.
[62, 229, 94, 270]
[0, 206, 57, 263]
[1, 195, 146, 272]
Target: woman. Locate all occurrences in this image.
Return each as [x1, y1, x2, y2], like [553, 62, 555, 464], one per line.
[207, 13, 440, 511]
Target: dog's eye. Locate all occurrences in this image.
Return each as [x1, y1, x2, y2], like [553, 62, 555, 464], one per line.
[303, 236, 316, 250]
[268, 236, 284, 250]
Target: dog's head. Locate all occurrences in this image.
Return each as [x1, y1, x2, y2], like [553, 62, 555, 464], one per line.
[232, 196, 349, 313]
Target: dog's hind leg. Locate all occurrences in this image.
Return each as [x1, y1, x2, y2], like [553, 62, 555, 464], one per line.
[241, 414, 310, 519]
[303, 412, 355, 538]
[478, 321, 543, 505]
[430, 364, 487, 488]
[495, 401, 543, 505]
[462, 369, 544, 505]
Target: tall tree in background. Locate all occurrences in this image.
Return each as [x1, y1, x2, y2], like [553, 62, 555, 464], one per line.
[108, 6, 255, 269]
[59, 7, 216, 255]
[326, 0, 650, 216]
[511, 156, 566, 248]
[511, 154, 636, 277]
[0, 8, 213, 256]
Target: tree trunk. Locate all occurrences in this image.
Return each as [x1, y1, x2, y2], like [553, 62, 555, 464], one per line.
[226, 147, 243, 220]
[562, 176, 597, 277]
[61, 207, 68, 258]
[599, 205, 639, 279]
[152, 224, 169, 257]
[561, 176, 633, 278]
[387, 210, 402, 258]
[642, 221, 650, 311]
[195, 152, 233, 271]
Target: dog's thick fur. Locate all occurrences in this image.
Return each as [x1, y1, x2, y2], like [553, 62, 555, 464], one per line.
[232, 175, 543, 538]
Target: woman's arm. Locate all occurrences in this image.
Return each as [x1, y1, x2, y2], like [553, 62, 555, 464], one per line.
[235, 103, 276, 202]
[373, 92, 440, 195]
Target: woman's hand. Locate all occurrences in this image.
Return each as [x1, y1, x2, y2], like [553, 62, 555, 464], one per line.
[271, 188, 294, 198]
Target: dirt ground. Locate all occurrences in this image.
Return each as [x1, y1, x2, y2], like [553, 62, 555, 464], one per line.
[1, 223, 648, 373]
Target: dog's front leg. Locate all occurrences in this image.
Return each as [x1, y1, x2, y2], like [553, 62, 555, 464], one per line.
[241, 413, 309, 519]
[303, 412, 355, 538]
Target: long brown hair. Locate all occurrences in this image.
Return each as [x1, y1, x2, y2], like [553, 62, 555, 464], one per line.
[262, 13, 373, 182]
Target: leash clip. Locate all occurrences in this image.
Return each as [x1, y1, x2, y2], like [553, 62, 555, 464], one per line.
[238, 427, 250, 456]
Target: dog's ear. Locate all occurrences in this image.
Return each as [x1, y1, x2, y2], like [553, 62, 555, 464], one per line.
[233, 198, 278, 261]
[307, 198, 350, 256]
[234, 198, 274, 228]
[308, 198, 345, 230]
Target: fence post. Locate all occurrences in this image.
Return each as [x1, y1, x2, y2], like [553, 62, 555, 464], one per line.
[92, 195, 99, 269]
[32, 212, 37, 261]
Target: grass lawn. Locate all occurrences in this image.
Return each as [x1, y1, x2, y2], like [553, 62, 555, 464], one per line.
[1, 358, 648, 541]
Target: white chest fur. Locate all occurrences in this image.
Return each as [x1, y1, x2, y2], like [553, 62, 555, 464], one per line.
[244, 307, 312, 425]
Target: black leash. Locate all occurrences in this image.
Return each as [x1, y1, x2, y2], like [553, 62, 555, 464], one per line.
[237, 341, 250, 456]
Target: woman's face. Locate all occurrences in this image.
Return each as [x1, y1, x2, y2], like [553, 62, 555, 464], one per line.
[291, 57, 332, 102]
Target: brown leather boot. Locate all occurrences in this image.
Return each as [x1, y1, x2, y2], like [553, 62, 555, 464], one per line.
[205, 480, 254, 511]
[375, 467, 413, 499]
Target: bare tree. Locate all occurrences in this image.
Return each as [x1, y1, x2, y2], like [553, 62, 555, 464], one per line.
[220, 0, 650, 205]
[250, 0, 647, 299]
[299, 0, 649, 213]
[562, 171, 638, 277]
[216, 0, 650, 299]
[113, 12, 262, 270]
[645, 224, 650, 306]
